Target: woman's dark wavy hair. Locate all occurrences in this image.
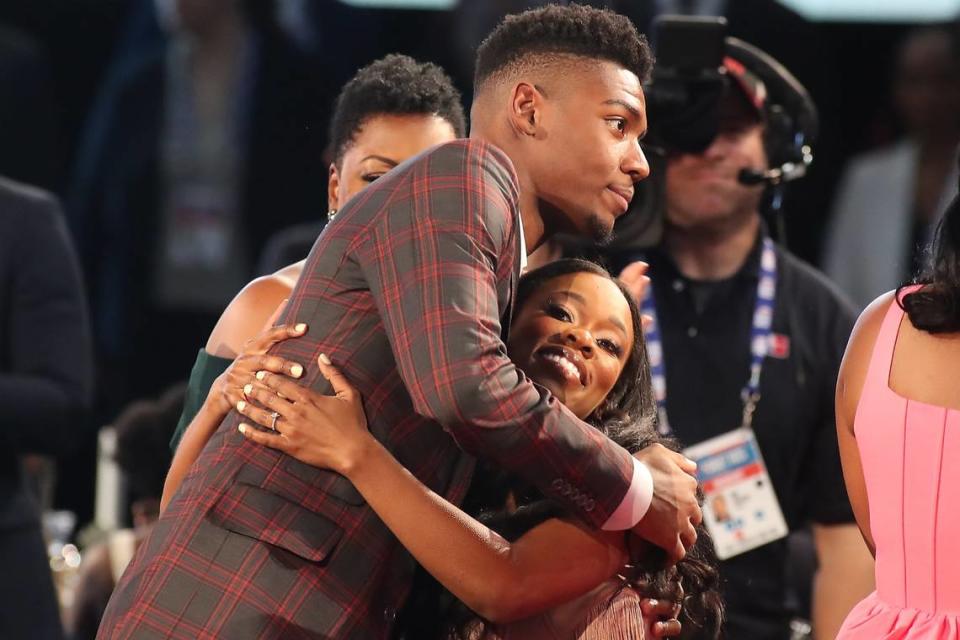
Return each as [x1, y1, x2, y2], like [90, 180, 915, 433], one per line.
[899, 171, 960, 333]
[328, 54, 466, 167]
[395, 259, 723, 639]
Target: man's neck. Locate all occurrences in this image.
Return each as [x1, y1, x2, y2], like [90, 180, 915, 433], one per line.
[664, 213, 761, 281]
[517, 192, 546, 256]
[470, 127, 546, 256]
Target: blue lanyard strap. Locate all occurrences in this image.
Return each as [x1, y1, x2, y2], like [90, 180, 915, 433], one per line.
[642, 237, 778, 436]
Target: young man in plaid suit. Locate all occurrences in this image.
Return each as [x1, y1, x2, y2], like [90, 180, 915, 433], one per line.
[99, 5, 702, 638]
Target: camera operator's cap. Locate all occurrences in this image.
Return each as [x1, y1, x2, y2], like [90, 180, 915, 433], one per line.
[723, 56, 767, 119]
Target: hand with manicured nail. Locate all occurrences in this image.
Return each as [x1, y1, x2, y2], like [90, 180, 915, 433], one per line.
[207, 301, 308, 421]
[237, 355, 372, 476]
[639, 581, 684, 638]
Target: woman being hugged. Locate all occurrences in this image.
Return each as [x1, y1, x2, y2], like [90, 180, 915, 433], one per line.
[237, 259, 723, 639]
[834, 174, 960, 638]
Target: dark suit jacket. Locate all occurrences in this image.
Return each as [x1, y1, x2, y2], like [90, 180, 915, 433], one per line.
[0, 176, 93, 639]
[0, 176, 93, 528]
[100, 141, 635, 639]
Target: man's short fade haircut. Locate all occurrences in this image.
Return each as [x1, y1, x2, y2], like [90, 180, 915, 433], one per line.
[474, 3, 653, 94]
[329, 53, 467, 166]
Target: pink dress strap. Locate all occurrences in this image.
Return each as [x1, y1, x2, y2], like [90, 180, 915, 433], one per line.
[860, 287, 922, 406]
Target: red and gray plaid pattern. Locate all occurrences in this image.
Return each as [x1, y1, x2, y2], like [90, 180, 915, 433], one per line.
[98, 140, 635, 639]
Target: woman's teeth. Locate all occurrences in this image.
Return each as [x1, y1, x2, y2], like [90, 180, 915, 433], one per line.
[543, 352, 581, 383]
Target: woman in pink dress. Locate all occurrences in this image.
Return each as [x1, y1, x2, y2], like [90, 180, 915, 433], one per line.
[835, 181, 960, 638]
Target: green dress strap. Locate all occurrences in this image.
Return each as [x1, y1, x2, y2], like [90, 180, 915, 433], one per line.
[169, 349, 233, 452]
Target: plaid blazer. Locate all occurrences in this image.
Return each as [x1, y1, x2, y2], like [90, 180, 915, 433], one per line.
[99, 140, 635, 639]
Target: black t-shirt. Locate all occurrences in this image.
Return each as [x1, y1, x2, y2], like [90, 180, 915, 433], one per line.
[611, 232, 857, 639]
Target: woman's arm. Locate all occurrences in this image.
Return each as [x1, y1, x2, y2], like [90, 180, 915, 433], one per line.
[236, 359, 628, 624]
[160, 286, 306, 512]
[834, 292, 895, 555]
[352, 438, 626, 623]
[162, 392, 232, 511]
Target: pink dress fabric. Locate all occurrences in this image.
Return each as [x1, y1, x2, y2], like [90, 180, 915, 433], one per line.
[837, 290, 960, 639]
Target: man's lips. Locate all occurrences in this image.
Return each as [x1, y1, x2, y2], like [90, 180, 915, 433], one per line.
[607, 186, 634, 213]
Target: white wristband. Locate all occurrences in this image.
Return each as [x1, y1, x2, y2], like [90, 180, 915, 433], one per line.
[601, 458, 654, 531]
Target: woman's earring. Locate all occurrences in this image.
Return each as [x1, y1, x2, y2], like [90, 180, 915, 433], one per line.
[327, 209, 337, 222]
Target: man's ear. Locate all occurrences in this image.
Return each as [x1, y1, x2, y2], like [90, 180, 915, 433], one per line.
[508, 82, 546, 139]
[327, 163, 341, 211]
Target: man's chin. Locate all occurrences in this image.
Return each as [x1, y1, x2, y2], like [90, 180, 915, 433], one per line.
[588, 212, 615, 246]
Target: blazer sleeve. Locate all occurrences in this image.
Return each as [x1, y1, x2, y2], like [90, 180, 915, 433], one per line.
[0, 183, 94, 456]
[358, 142, 634, 528]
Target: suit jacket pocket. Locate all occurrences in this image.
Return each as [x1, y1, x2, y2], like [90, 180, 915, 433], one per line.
[208, 480, 344, 563]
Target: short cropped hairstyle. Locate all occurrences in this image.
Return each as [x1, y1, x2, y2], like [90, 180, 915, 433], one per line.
[328, 54, 467, 166]
[474, 3, 653, 93]
[113, 384, 184, 500]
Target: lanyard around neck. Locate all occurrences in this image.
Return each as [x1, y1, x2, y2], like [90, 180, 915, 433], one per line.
[642, 237, 778, 436]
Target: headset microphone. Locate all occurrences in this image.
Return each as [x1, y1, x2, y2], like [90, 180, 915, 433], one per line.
[737, 160, 809, 186]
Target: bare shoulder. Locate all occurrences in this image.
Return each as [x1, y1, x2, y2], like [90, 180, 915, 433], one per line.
[847, 291, 897, 364]
[836, 291, 897, 428]
[205, 273, 295, 358]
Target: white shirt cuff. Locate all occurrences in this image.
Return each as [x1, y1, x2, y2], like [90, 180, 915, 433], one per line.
[601, 458, 654, 531]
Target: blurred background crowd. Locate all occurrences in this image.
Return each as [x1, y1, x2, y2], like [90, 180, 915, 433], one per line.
[2, 0, 959, 638]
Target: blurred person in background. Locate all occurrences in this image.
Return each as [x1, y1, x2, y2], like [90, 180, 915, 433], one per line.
[0, 176, 93, 640]
[833, 172, 960, 639]
[66, 0, 329, 415]
[824, 26, 960, 309]
[0, 24, 57, 190]
[609, 56, 874, 638]
[67, 385, 181, 640]
[162, 53, 466, 503]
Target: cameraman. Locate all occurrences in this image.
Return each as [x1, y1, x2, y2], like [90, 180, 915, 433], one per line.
[612, 58, 874, 638]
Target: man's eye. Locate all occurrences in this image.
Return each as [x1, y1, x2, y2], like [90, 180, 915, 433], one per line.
[606, 118, 627, 134]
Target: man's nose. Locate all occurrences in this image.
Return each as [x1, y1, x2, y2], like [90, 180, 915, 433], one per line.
[624, 140, 650, 183]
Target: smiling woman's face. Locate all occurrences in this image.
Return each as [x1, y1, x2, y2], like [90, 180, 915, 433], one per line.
[507, 271, 635, 420]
